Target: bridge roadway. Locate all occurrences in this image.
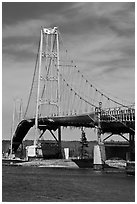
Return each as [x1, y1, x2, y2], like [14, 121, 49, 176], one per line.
[12, 111, 135, 152]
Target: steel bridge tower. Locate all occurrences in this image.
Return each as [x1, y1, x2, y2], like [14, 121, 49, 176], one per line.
[34, 27, 61, 147]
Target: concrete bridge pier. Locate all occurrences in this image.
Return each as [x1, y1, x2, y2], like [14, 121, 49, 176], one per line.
[93, 143, 106, 170]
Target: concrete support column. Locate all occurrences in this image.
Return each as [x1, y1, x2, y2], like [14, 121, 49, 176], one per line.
[129, 133, 135, 161]
[129, 133, 135, 142]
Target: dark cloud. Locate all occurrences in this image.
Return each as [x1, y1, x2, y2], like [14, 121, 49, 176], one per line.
[3, 49, 35, 63]
[2, 36, 38, 63]
[100, 58, 134, 72]
[108, 24, 134, 37]
[2, 2, 69, 25]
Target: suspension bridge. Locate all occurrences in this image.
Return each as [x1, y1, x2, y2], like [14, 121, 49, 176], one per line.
[11, 27, 135, 155]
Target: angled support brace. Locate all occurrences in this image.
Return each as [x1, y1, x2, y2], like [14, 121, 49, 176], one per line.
[38, 129, 47, 139]
[49, 130, 59, 143]
[103, 133, 113, 142]
[119, 133, 129, 142]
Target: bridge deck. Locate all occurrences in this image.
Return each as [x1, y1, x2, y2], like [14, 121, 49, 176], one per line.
[12, 112, 135, 152]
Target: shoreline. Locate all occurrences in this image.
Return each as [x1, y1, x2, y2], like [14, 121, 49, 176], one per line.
[2, 158, 128, 173]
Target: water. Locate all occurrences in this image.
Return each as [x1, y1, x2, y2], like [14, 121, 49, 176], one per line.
[2, 165, 135, 202]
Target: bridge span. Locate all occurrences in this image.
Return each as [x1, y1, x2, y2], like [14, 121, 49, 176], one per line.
[12, 110, 135, 152]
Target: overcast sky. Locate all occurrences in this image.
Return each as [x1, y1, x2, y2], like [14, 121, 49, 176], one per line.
[2, 2, 135, 140]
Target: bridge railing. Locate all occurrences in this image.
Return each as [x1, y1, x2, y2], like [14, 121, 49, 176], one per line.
[100, 108, 135, 122]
